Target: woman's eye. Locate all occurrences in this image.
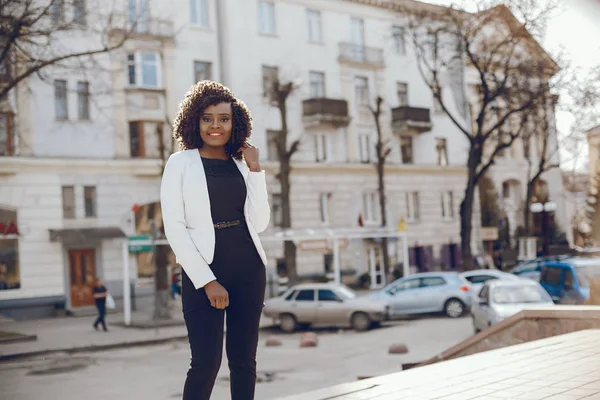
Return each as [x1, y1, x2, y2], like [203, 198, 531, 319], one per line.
[220, 118, 229, 122]
[203, 117, 211, 122]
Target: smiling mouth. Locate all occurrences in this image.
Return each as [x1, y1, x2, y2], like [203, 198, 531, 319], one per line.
[208, 132, 223, 137]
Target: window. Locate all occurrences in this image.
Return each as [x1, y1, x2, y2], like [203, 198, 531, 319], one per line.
[54, 80, 68, 120]
[190, 0, 209, 27]
[0, 113, 13, 156]
[284, 290, 297, 301]
[324, 253, 333, 273]
[309, 71, 325, 98]
[441, 191, 454, 219]
[262, 65, 278, 97]
[479, 285, 489, 301]
[314, 133, 327, 162]
[436, 138, 448, 166]
[319, 193, 332, 225]
[193, 61, 212, 83]
[564, 269, 574, 289]
[0, 207, 20, 291]
[354, 76, 369, 106]
[73, 0, 86, 25]
[128, 0, 149, 33]
[406, 192, 420, 221]
[50, 0, 64, 25]
[466, 275, 497, 284]
[77, 81, 90, 120]
[362, 191, 380, 224]
[307, 10, 322, 42]
[318, 290, 340, 302]
[62, 186, 75, 219]
[271, 193, 283, 227]
[127, 52, 161, 88]
[540, 267, 562, 286]
[358, 133, 371, 163]
[388, 278, 420, 295]
[392, 26, 406, 54]
[295, 289, 315, 301]
[351, 18, 365, 46]
[84, 186, 97, 217]
[400, 136, 413, 164]
[129, 122, 145, 157]
[397, 82, 408, 106]
[421, 277, 446, 287]
[502, 182, 510, 199]
[258, 1, 276, 34]
[266, 130, 279, 161]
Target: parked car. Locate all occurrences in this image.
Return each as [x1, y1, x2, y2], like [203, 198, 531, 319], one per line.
[539, 257, 600, 304]
[510, 255, 571, 281]
[460, 269, 520, 295]
[471, 279, 554, 333]
[371, 272, 472, 318]
[262, 283, 389, 333]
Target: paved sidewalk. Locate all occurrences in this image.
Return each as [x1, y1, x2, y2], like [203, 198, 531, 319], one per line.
[0, 302, 273, 360]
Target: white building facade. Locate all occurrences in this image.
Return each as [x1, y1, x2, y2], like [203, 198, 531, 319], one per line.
[1, 0, 481, 317]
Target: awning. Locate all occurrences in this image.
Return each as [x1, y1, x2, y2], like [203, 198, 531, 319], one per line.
[49, 227, 126, 243]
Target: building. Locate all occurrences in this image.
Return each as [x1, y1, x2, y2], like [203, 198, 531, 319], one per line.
[1, 0, 488, 317]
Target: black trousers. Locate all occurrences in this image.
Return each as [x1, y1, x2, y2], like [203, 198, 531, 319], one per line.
[94, 303, 107, 330]
[181, 262, 265, 400]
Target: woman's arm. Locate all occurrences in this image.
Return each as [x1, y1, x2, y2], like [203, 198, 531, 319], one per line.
[246, 167, 270, 233]
[161, 153, 216, 289]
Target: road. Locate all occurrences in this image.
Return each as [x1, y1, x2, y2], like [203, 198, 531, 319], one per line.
[0, 316, 473, 400]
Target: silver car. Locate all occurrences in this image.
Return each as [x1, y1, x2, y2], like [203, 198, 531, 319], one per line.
[460, 269, 520, 295]
[263, 283, 389, 333]
[371, 272, 473, 318]
[471, 279, 554, 333]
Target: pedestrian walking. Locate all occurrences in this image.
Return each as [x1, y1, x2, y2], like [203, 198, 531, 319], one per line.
[93, 278, 109, 332]
[161, 81, 270, 400]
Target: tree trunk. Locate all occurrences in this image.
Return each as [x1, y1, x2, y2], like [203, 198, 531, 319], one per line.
[524, 180, 534, 236]
[152, 222, 171, 319]
[376, 150, 390, 283]
[279, 155, 297, 284]
[460, 144, 482, 271]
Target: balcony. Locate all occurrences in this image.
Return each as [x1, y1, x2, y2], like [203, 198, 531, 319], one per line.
[109, 14, 174, 41]
[391, 106, 432, 136]
[302, 98, 351, 128]
[338, 43, 384, 69]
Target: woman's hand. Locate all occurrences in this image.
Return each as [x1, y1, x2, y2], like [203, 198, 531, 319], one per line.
[204, 280, 229, 309]
[241, 143, 261, 172]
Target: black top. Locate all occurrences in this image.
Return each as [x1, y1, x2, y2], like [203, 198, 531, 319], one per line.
[202, 157, 247, 223]
[93, 285, 107, 306]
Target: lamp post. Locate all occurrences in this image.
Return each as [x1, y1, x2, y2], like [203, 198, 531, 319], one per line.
[529, 201, 557, 256]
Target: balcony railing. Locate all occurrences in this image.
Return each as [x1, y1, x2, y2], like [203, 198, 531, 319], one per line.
[302, 98, 351, 128]
[338, 43, 384, 68]
[109, 14, 174, 39]
[391, 106, 432, 135]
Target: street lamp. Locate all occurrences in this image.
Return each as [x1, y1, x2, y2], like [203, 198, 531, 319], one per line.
[529, 201, 557, 256]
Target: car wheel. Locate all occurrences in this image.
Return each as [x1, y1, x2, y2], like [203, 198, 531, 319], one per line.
[444, 298, 465, 318]
[279, 313, 297, 333]
[351, 312, 371, 331]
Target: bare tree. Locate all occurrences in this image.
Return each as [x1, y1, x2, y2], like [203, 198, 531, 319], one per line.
[269, 78, 300, 284]
[370, 96, 392, 281]
[0, 0, 135, 100]
[402, 1, 560, 269]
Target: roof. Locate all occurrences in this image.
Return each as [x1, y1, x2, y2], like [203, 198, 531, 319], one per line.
[487, 279, 539, 288]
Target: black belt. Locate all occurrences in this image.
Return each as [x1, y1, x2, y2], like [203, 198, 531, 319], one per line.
[214, 220, 241, 229]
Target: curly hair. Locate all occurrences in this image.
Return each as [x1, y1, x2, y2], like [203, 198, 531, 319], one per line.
[172, 80, 253, 160]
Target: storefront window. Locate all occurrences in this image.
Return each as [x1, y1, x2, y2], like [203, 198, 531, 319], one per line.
[0, 207, 20, 290]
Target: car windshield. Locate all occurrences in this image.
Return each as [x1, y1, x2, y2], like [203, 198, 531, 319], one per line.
[575, 264, 600, 288]
[336, 285, 357, 300]
[492, 285, 551, 304]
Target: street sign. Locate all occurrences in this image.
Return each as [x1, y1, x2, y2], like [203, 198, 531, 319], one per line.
[128, 235, 153, 253]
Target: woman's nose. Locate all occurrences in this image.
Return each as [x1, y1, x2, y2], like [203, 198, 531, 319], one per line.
[210, 120, 221, 129]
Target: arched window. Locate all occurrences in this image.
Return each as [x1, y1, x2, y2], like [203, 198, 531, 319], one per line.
[0, 206, 20, 290]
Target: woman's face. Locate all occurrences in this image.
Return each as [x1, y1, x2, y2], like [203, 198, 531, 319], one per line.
[199, 102, 233, 149]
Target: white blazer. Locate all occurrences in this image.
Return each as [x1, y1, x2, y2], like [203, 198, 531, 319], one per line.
[160, 149, 270, 290]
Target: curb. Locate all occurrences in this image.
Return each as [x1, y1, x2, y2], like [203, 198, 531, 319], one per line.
[0, 334, 189, 362]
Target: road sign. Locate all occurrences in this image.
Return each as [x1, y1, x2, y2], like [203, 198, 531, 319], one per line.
[128, 235, 153, 253]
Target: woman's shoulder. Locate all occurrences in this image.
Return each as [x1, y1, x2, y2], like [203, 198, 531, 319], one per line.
[168, 149, 197, 164]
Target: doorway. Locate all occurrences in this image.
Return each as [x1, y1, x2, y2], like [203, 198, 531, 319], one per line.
[368, 246, 385, 289]
[68, 249, 96, 307]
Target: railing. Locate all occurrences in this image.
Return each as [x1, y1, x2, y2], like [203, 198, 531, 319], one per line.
[302, 98, 349, 118]
[109, 14, 174, 39]
[392, 106, 431, 124]
[338, 43, 384, 67]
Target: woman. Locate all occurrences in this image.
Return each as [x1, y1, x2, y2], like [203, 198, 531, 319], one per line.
[160, 81, 270, 400]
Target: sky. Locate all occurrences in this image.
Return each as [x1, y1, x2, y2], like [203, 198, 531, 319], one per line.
[422, 0, 600, 171]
